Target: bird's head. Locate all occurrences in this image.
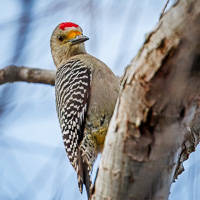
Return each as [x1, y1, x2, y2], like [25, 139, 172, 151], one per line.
[50, 22, 89, 68]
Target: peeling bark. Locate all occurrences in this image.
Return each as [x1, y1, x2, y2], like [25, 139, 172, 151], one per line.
[0, 65, 55, 85]
[92, 0, 200, 199]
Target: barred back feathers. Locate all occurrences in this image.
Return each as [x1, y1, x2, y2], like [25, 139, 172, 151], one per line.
[55, 59, 91, 195]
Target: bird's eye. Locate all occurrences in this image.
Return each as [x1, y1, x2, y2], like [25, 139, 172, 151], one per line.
[57, 35, 65, 41]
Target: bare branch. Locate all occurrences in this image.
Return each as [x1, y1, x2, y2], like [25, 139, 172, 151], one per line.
[0, 66, 55, 85]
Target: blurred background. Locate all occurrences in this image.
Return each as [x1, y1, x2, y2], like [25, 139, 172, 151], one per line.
[0, 0, 199, 200]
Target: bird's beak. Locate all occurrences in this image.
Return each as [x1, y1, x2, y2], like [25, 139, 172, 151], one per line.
[70, 35, 89, 45]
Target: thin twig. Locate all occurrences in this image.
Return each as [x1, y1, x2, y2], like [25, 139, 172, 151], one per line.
[159, 0, 170, 20]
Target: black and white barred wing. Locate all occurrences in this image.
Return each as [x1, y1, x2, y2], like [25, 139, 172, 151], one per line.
[55, 59, 91, 170]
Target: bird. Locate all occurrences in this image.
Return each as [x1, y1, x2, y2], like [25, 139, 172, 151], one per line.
[50, 22, 119, 198]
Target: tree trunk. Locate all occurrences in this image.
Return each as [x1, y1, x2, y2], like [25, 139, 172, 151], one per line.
[92, 0, 200, 199]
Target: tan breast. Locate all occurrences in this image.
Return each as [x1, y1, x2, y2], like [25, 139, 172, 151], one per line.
[69, 54, 119, 141]
[78, 54, 119, 125]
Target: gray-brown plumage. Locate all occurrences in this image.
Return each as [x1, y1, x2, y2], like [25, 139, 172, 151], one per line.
[50, 22, 119, 198]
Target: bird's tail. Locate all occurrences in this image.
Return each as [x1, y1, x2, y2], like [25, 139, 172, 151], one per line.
[77, 150, 92, 199]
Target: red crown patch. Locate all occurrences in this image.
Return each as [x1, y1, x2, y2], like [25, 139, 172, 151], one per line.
[59, 22, 79, 30]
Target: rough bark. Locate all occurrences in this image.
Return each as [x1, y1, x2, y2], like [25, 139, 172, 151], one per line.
[92, 0, 200, 200]
[0, 65, 55, 85]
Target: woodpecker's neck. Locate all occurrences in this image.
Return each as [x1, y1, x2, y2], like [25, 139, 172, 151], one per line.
[53, 43, 87, 68]
[68, 43, 86, 59]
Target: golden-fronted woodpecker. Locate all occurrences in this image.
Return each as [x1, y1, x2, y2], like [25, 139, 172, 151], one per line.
[50, 22, 119, 198]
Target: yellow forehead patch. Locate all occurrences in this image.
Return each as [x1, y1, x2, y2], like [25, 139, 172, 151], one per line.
[67, 30, 82, 40]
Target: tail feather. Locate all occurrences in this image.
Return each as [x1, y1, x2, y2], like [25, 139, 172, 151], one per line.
[77, 150, 92, 199]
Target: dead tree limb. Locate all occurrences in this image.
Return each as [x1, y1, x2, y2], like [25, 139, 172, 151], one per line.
[92, 0, 200, 199]
[0, 65, 55, 85]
